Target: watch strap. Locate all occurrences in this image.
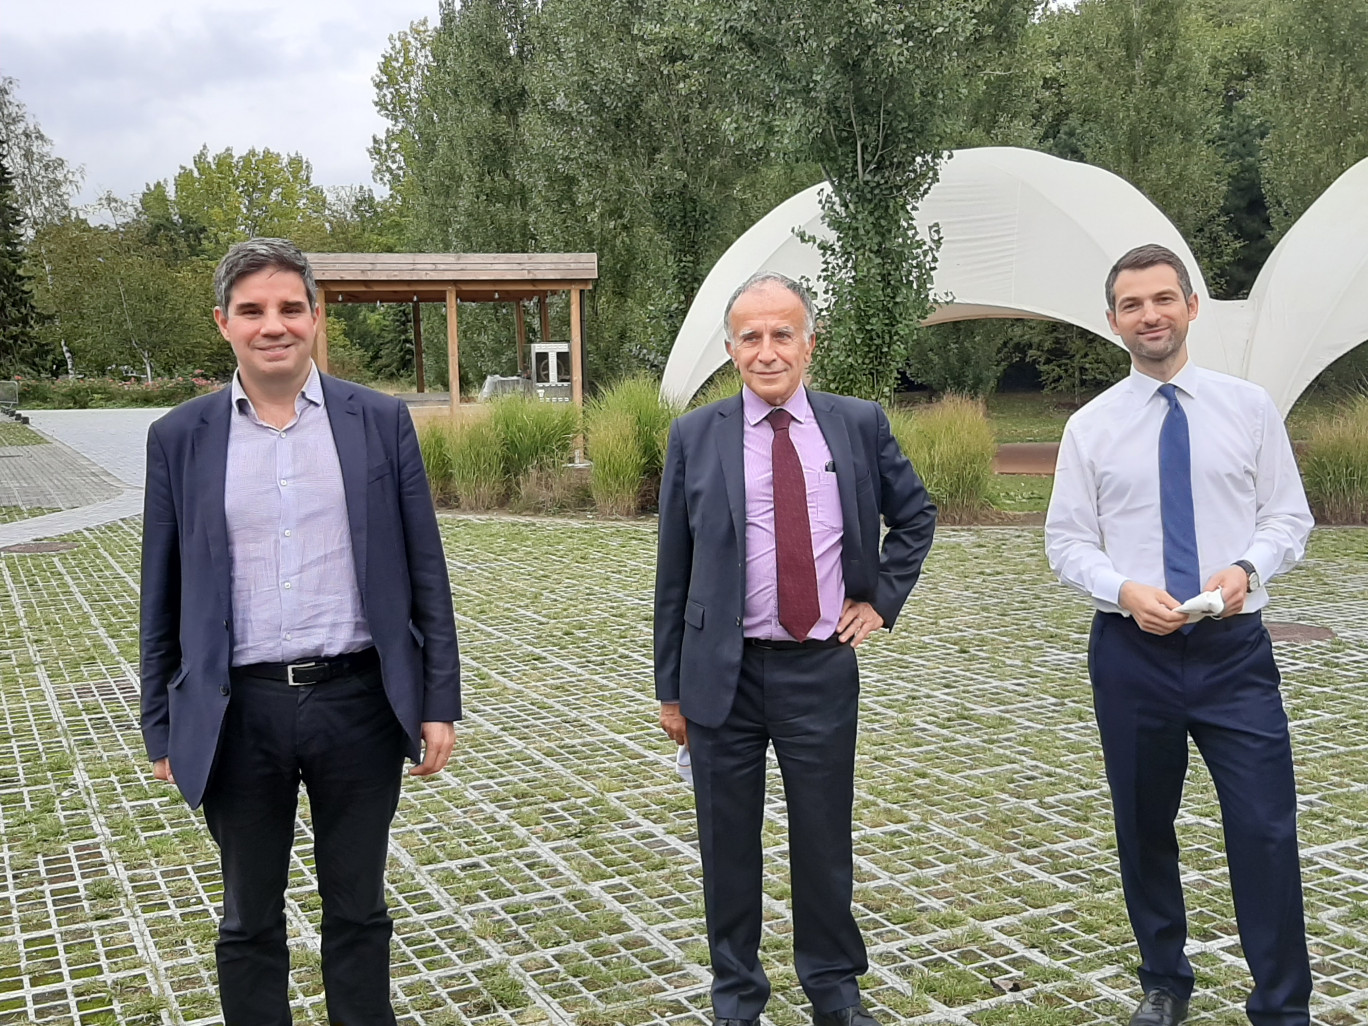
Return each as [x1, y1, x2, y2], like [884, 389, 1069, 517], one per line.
[1233, 559, 1258, 592]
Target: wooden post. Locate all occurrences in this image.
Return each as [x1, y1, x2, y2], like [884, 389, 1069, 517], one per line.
[314, 291, 330, 372]
[514, 301, 527, 376]
[446, 286, 460, 417]
[539, 293, 551, 344]
[411, 300, 425, 393]
[569, 287, 584, 409]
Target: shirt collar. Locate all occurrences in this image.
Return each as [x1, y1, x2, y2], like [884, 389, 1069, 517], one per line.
[742, 382, 812, 426]
[231, 361, 324, 415]
[1127, 358, 1201, 405]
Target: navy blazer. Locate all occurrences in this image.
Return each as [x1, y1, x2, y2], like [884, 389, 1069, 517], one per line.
[653, 389, 936, 728]
[139, 374, 461, 809]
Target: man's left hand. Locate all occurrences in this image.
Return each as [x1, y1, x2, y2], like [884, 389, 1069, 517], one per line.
[1205, 565, 1250, 618]
[837, 600, 884, 647]
[410, 721, 456, 776]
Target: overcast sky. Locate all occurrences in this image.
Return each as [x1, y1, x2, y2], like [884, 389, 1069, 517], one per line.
[1, 0, 439, 208]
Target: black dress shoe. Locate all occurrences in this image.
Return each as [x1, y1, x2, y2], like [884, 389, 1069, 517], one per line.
[813, 1005, 880, 1026]
[714, 1020, 756, 1026]
[1129, 989, 1189, 1026]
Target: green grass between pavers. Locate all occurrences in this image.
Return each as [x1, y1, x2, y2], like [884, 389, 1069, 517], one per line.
[0, 423, 47, 446]
[3, 518, 1365, 1025]
[0, 506, 60, 525]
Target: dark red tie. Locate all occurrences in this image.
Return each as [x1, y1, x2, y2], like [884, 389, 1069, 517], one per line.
[767, 408, 820, 641]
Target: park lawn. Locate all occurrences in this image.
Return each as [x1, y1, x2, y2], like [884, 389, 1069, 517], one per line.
[0, 423, 47, 446]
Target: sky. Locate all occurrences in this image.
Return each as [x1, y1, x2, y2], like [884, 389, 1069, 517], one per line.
[0, 0, 440, 209]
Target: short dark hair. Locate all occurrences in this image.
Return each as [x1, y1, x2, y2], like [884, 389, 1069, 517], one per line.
[1105, 244, 1193, 310]
[214, 237, 317, 313]
[723, 271, 816, 344]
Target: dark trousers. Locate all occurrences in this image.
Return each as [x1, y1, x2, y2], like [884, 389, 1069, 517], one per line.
[687, 642, 866, 1020]
[1089, 611, 1312, 1026]
[201, 662, 406, 1026]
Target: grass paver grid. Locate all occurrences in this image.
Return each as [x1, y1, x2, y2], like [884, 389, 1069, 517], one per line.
[0, 517, 1365, 1025]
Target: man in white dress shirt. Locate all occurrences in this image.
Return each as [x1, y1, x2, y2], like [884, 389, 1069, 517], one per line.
[1045, 244, 1314, 1026]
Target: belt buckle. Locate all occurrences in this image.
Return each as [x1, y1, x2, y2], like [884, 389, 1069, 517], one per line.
[286, 661, 318, 686]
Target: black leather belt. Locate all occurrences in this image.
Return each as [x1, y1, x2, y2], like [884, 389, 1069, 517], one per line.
[235, 647, 380, 686]
[744, 635, 845, 650]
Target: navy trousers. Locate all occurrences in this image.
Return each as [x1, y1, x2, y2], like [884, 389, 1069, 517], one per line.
[201, 662, 406, 1026]
[1089, 611, 1311, 1026]
[687, 642, 866, 1021]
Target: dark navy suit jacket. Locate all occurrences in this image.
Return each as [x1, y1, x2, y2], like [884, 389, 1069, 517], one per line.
[653, 389, 936, 728]
[139, 374, 461, 809]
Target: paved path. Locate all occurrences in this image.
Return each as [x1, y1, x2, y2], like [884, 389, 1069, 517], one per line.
[993, 442, 1059, 475]
[0, 409, 167, 547]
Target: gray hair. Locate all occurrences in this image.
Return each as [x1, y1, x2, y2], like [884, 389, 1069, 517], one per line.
[1105, 243, 1194, 310]
[723, 271, 816, 344]
[214, 237, 318, 313]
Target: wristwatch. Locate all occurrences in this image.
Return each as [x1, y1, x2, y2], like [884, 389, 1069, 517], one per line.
[1233, 559, 1260, 592]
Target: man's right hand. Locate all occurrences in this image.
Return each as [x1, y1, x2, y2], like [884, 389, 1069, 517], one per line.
[660, 703, 688, 747]
[1118, 581, 1189, 635]
[153, 757, 175, 783]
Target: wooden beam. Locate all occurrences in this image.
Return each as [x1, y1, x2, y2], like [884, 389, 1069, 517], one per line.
[446, 286, 460, 417]
[314, 291, 330, 372]
[569, 287, 584, 409]
[412, 300, 425, 394]
[514, 301, 527, 375]
[539, 292, 551, 343]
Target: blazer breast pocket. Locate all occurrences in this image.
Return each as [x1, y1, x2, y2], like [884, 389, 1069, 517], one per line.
[684, 600, 705, 630]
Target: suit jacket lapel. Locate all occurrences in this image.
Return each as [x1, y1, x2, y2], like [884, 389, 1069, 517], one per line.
[810, 391, 864, 558]
[715, 394, 747, 557]
[192, 390, 233, 617]
[321, 374, 369, 601]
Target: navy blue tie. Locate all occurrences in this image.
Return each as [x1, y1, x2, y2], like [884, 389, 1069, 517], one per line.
[1158, 383, 1200, 605]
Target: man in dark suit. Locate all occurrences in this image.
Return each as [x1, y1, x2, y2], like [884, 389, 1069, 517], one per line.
[654, 272, 937, 1026]
[140, 238, 460, 1026]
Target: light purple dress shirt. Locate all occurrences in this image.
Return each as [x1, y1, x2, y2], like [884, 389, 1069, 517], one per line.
[225, 363, 372, 666]
[742, 384, 845, 640]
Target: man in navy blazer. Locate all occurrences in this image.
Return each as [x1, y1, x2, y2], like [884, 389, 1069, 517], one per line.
[140, 238, 460, 1025]
[654, 272, 936, 1026]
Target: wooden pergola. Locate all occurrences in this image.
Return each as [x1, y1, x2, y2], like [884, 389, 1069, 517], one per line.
[305, 253, 598, 412]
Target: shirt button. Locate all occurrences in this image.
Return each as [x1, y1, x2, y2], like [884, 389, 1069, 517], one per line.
[285, 632, 293, 641]
[280, 479, 288, 487]
[284, 530, 292, 538]
[278, 431, 286, 438]
[283, 582, 292, 590]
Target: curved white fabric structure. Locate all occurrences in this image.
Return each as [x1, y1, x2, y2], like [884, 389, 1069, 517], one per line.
[662, 146, 1368, 415]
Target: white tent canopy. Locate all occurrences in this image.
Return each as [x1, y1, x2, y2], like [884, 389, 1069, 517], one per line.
[661, 146, 1368, 415]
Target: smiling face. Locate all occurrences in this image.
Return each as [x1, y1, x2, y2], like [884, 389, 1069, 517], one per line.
[725, 282, 816, 406]
[1106, 263, 1199, 379]
[214, 266, 319, 394]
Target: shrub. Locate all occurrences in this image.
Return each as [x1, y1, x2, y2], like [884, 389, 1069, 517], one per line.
[488, 395, 579, 481]
[449, 418, 507, 511]
[15, 375, 219, 409]
[588, 405, 648, 516]
[416, 416, 506, 510]
[690, 364, 741, 410]
[889, 395, 996, 521]
[1298, 392, 1368, 524]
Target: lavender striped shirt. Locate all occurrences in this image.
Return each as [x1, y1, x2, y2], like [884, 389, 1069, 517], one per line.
[742, 384, 846, 640]
[225, 363, 372, 666]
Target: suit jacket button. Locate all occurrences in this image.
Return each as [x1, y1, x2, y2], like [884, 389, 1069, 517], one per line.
[735, 617, 742, 626]
[220, 685, 230, 696]
[223, 620, 230, 630]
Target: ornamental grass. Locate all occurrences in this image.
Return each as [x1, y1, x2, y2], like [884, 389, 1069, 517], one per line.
[1298, 392, 1368, 524]
[889, 395, 996, 522]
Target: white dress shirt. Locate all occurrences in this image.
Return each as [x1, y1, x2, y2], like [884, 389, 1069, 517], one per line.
[1045, 361, 1313, 616]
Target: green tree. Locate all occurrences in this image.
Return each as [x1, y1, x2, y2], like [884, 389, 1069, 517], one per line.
[139, 145, 329, 256]
[0, 151, 50, 375]
[1254, 0, 1368, 232]
[720, 0, 1037, 403]
[0, 76, 82, 235]
[1042, 0, 1235, 279]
